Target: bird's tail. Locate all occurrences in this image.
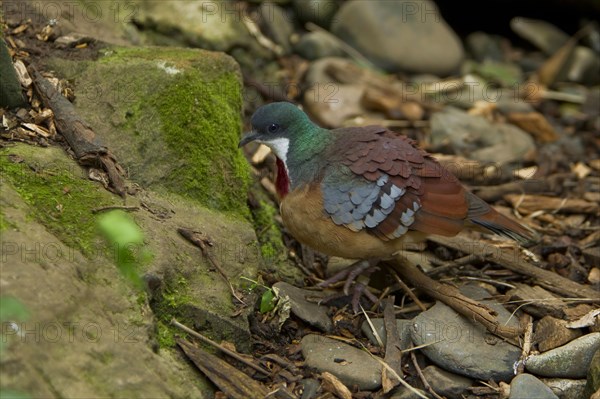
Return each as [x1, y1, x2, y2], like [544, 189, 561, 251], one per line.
[466, 192, 538, 244]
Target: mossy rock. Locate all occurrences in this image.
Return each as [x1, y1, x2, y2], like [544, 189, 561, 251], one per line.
[49, 46, 250, 217]
[0, 144, 212, 398]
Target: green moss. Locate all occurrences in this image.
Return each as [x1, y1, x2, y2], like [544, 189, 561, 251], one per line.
[149, 71, 249, 216]
[51, 47, 252, 218]
[0, 146, 118, 256]
[0, 211, 9, 231]
[252, 200, 287, 265]
[152, 276, 193, 348]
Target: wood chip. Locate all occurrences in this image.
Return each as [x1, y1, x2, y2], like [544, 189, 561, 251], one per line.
[55, 33, 92, 48]
[22, 123, 50, 138]
[320, 372, 352, 399]
[12, 24, 28, 34]
[572, 162, 592, 179]
[251, 144, 271, 164]
[506, 111, 559, 142]
[513, 165, 538, 180]
[13, 60, 32, 87]
[505, 194, 598, 214]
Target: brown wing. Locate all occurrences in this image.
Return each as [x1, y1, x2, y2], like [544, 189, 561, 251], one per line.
[322, 126, 469, 241]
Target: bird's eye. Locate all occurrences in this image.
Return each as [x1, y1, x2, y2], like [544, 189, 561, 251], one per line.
[267, 123, 279, 133]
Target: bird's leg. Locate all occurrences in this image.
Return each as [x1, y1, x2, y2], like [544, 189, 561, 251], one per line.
[317, 258, 380, 313]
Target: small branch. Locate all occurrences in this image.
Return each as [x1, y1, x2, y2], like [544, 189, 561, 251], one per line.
[387, 258, 522, 344]
[91, 205, 139, 214]
[305, 22, 376, 69]
[392, 273, 427, 312]
[177, 228, 246, 306]
[428, 235, 600, 300]
[30, 67, 126, 196]
[517, 313, 533, 374]
[171, 318, 269, 376]
[410, 350, 445, 399]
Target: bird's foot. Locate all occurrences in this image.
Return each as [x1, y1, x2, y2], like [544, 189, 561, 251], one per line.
[317, 259, 380, 313]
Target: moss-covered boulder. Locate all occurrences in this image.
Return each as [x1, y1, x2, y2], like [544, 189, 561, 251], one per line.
[1, 47, 262, 397]
[0, 145, 211, 398]
[50, 47, 249, 215]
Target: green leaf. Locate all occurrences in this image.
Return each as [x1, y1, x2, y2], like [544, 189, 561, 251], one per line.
[97, 210, 147, 289]
[259, 289, 276, 313]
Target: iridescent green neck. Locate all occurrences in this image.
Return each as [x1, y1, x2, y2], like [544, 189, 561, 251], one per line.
[286, 124, 332, 189]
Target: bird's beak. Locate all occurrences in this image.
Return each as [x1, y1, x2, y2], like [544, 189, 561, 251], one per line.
[238, 131, 260, 148]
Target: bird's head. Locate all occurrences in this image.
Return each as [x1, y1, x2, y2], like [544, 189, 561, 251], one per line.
[239, 102, 314, 163]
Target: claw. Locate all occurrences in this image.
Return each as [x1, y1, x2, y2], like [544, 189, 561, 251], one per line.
[317, 258, 380, 313]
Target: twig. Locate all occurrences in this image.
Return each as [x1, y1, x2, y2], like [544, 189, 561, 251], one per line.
[171, 318, 269, 376]
[443, 276, 516, 289]
[30, 67, 126, 197]
[361, 305, 384, 348]
[177, 228, 246, 306]
[410, 350, 445, 399]
[517, 313, 533, 374]
[91, 205, 139, 214]
[382, 297, 403, 393]
[387, 257, 522, 344]
[392, 273, 427, 312]
[427, 254, 482, 276]
[427, 235, 600, 300]
[241, 5, 283, 56]
[394, 302, 434, 315]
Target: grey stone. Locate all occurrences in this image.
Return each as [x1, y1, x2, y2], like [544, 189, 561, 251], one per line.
[331, 0, 464, 75]
[390, 387, 431, 399]
[273, 282, 333, 332]
[510, 17, 569, 55]
[410, 284, 522, 381]
[430, 107, 536, 167]
[526, 333, 600, 378]
[466, 31, 504, 62]
[301, 334, 382, 390]
[542, 378, 588, 399]
[258, 2, 295, 54]
[293, 0, 338, 28]
[584, 348, 600, 398]
[361, 318, 413, 349]
[509, 374, 558, 399]
[422, 365, 472, 399]
[133, 0, 253, 52]
[295, 31, 345, 60]
[300, 378, 320, 399]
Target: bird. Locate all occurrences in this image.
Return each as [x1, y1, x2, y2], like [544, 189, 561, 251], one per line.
[240, 102, 535, 309]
